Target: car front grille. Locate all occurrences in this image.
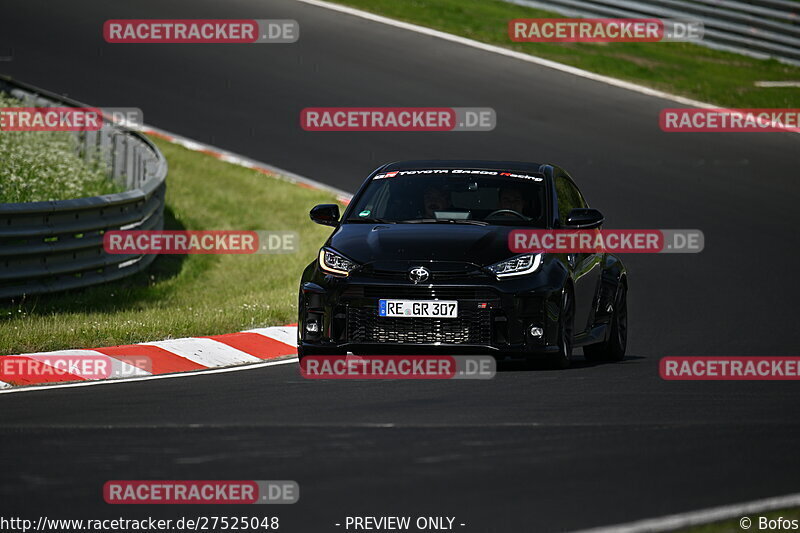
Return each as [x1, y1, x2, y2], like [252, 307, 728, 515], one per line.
[345, 286, 498, 300]
[346, 306, 492, 345]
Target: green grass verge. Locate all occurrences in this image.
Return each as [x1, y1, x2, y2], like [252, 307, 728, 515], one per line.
[326, 0, 800, 108]
[677, 507, 800, 532]
[0, 137, 337, 354]
[0, 94, 120, 203]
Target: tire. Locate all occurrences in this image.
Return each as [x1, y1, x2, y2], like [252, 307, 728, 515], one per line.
[548, 287, 574, 369]
[584, 282, 627, 362]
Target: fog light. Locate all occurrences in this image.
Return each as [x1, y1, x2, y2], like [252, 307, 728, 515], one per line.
[529, 326, 544, 338]
[306, 320, 319, 333]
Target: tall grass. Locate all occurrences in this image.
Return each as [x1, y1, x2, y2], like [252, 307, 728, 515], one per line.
[0, 94, 119, 203]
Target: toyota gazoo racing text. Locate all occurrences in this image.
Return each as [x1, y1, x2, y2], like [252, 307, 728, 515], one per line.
[298, 160, 628, 368]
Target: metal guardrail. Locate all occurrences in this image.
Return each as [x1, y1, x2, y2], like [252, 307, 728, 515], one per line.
[0, 77, 167, 299]
[505, 0, 800, 66]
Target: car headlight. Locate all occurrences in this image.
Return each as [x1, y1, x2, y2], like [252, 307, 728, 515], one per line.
[488, 253, 543, 278]
[319, 248, 358, 276]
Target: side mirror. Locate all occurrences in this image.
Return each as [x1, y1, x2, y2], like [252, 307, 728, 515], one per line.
[310, 204, 340, 226]
[564, 208, 604, 229]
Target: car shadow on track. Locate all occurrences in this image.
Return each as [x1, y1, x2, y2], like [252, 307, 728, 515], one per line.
[496, 355, 645, 372]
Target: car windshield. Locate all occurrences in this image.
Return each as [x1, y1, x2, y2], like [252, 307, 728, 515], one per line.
[346, 169, 547, 226]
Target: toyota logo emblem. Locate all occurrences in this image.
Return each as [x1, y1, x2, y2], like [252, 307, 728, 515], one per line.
[408, 267, 430, 284]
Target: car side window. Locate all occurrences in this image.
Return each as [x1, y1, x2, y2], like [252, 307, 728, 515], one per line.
[555, 175, 578, 222]
[573, 183, 588, 209]
[555, 175, 588, 224]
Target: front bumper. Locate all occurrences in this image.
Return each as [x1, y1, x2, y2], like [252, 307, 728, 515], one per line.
[299, 267, 565, 355]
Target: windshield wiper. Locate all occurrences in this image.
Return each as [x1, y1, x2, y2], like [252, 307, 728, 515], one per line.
[399, 218, 488, 226]
[449, 219, 488, 226]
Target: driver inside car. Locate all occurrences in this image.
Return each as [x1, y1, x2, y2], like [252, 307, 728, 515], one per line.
[423, 186, 452, 218]
[498, 187, 526, 215]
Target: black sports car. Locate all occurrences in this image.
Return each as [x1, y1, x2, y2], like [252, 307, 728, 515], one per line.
[298, 160, 627, 368]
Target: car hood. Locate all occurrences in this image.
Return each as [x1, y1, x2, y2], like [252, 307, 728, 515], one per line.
[327, 223, 522, 267]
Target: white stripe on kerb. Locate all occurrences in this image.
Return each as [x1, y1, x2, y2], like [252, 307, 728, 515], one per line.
[245, 327, 298, 347]
[142, 337, 262, 367]
[107, 357, 152, 378]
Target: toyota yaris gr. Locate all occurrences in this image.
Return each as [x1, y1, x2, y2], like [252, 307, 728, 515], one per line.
[298, 160, 627, 368]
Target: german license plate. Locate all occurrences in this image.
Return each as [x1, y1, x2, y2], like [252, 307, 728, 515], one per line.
[378, 299, 458, 318]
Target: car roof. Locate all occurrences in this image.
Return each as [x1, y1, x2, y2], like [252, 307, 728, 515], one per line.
[380, 160, 545, 173]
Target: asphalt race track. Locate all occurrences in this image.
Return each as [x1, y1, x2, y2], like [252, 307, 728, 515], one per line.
[2, 0, 800, 530]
